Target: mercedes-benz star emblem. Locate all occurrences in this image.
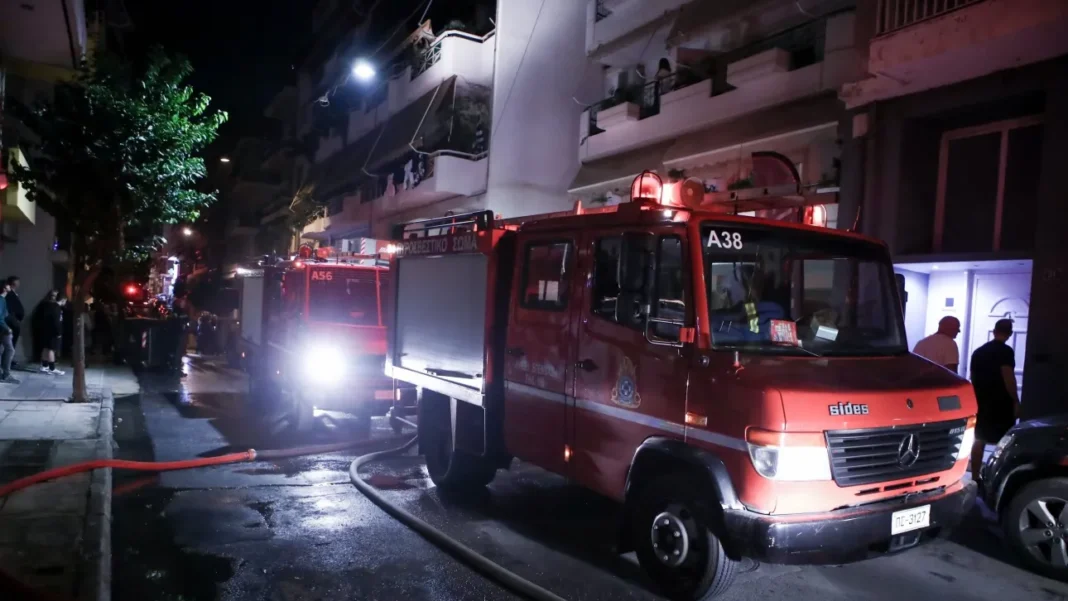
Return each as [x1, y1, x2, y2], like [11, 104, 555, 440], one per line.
[897, 433, 921, 468]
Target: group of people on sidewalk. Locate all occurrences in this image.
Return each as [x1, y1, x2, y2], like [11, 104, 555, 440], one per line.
[0, 277, 67, 384]
[912, 316, 1021, 476]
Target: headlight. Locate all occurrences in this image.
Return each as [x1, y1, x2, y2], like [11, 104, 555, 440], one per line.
[957, 426, 975, 461]
[301, 347, 346, 384]
[746, 429, 832, 481]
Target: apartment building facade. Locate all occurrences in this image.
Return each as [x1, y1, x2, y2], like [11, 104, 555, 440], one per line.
[0, 0, 88, 361]
[840, 0, 1068, 418]
[297, 0, 595, 249]
[572, 0, 860, 224]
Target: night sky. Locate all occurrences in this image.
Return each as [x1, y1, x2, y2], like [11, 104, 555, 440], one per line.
[122, 0, 314, 152]
[119, 0, 489, 155]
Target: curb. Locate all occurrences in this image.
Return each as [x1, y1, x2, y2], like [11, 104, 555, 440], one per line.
[79, 389, 114, 601]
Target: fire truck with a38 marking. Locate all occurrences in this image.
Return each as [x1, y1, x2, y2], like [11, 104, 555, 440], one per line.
[385, 172, 978, 600]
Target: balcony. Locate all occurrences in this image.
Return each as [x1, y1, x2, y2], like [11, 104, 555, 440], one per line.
[580, 12, 860, 162]
[587, 0, 693, 56]
[346, 30, 495, 143]
[370, 149, 488, 219]
[1, 148, 35, 224]
[842, 0, 1068, 108]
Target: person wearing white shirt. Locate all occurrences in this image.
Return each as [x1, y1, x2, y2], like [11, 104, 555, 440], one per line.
[913, 316, 961, 372]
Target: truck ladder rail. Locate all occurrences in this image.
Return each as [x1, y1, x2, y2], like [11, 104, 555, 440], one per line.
[391, 210, 496, 240]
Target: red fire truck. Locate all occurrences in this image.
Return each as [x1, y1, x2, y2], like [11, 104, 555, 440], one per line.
[385, 172, 979, 599]
[234, 251, 413, 432]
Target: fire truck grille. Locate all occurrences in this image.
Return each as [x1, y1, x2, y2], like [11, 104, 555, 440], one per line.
[824, 419, 967, 487]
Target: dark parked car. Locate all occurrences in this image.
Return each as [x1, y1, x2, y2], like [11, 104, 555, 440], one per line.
[981, 415, 1068, 580]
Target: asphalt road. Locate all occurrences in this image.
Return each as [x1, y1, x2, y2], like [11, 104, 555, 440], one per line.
[111, 357, 1068, 601]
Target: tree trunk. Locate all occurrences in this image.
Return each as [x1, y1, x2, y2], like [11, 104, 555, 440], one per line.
[70, 263, 102, 403]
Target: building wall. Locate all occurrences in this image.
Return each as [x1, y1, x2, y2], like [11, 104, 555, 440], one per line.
[847, 57, 1068, 418]
[0, 204, 60, 361]
[486, 0, 599, 218]
[895, 268, 929, 349]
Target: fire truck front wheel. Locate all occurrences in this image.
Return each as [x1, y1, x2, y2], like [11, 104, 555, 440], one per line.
[418, 392, 496, 491]
[633, 473, 737, 600]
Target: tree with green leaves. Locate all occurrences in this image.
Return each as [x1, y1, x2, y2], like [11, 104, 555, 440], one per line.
[9, 49, 227, 401]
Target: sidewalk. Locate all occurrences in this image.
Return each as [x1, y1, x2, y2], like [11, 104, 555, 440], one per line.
[0, 361, 137, 601]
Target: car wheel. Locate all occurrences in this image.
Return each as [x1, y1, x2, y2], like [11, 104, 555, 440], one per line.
[418, 391, 496, 491]
[633, 473, 737, 600]
[1005, 477, 1068, 581]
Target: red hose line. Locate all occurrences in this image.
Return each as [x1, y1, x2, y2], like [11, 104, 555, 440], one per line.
[0, 451, 256, 499]
[0, 435, 405, 601]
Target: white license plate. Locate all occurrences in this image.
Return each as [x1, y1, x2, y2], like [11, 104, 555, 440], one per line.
[891, 505, 931, 535]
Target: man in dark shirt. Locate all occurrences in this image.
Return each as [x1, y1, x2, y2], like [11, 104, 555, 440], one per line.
[4, 276, 24, 368]
[969, 318, 1021, 475]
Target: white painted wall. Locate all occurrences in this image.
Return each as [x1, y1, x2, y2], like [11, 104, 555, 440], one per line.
[895, 268, 930, 349]
[0, 205, 60, 362]
[924, 271, 969, 340]
[487, 0, 599, 218]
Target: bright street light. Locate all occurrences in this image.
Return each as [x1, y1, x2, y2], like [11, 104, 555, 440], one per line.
[220, 157, 231, 163]
[182, 227, 194, 237]
[352, 59, 376, 82]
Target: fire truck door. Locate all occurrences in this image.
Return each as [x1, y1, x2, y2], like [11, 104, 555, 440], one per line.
[571, 230, 690, 500]
[502, 236, 577, 477]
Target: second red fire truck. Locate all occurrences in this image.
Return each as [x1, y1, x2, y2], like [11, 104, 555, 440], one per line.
[234, 251, 413, 432]
[385, 172, 979, 599]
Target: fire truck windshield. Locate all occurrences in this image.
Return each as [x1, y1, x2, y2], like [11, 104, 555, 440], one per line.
[701, 223, 906, 356]
[306, 267, 381, 326]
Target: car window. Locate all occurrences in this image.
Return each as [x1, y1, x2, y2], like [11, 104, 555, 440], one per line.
[520, 241, 571, 311]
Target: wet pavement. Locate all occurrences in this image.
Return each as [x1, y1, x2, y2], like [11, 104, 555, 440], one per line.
[112, 356, 1068, 601]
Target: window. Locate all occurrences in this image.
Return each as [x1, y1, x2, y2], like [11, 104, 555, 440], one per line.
[936, 116, 1044, 253]
[590, 234, 650, 330]
[592, 237, 622, 320]
[307, 267, 381, 326]
[521, 242, 572, 310]
[283, 271, 305, 315]
[653, 236, 686, 338]
[703, 223, 906, 356]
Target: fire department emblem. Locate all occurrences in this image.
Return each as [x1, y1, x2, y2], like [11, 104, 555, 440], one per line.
[611, 356, 641, 409]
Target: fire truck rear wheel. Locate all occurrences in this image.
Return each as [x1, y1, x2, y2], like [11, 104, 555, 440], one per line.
[419, 393, 496, 491]
[633, 473, 737, 600]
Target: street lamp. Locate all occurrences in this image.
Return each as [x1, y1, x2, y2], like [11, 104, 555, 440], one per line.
[352, 59, 376, 82]
[182, 227, 194, 237]
[219, 157, 231, 163]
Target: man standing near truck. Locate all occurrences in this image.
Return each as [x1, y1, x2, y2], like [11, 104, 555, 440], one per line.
[4, 276, 25, 369]
[913, 316, 961, 372]
[969, 318, 1020, 475]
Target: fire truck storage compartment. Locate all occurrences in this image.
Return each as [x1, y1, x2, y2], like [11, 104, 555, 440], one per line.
[394, 253, 489, 396]
[239, 273, 265, 345]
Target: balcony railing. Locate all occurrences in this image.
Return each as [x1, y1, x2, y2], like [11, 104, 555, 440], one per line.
[411, 40, 444, 80]
[585, 15, 828, 137]
[875, 0, 986, 36]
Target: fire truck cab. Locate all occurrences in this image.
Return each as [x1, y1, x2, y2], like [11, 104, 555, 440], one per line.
[386, 174, 978, 600]
[235, 251, 412, 432]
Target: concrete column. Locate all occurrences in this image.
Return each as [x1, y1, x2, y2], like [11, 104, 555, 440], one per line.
[836, 109, 864, 233]
[1021, 57, 1068, 418]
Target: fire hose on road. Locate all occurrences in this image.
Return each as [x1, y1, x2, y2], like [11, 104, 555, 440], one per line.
[348, 418, 568, 601]
[0, 438, 402, 601]
[1, 419, 568, 601]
